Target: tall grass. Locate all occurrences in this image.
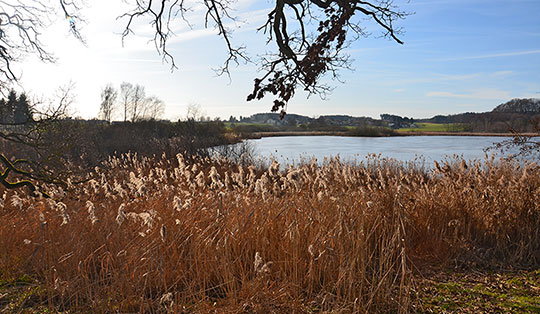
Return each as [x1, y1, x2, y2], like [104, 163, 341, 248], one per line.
[0, 153, 538, 312]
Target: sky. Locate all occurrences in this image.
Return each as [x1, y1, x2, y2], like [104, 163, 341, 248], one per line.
[15, 0, 540, 120]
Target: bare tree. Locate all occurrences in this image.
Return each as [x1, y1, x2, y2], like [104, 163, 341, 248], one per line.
[99, 84, 117, 123]
[490, 118, 540, 160]
[0, 2, 82, 195]
[1, 1, 407, 113]
[186, 104, 206, 122]
[145, 96, 165, 120]
[119, 1, 408, 115]
[119, 82, 133, 122]
[1, 83, 76, 195]
[1, 0, 409, 193]
[0, 0, 84, 92]
[118, 82, 165, 121]
[130, 84, 146, 122]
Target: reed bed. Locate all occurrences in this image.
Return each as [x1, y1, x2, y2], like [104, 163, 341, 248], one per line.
[0, 153, 538, 313]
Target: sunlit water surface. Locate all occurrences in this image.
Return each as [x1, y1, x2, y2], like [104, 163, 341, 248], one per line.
[240, 136, 521, 166]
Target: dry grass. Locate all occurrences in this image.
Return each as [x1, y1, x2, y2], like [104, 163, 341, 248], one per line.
[0, 153, 538, 313]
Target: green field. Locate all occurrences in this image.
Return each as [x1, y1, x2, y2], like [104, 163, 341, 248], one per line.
[417, 270, 540, 313]
[398, 122, 467, 132]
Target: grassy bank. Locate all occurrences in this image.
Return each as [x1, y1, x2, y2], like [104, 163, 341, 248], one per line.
[415, 270, 540, 313]
[228, 122, 397, 138]
[230, 122, 529, 139]
[0, 154, 539, 312]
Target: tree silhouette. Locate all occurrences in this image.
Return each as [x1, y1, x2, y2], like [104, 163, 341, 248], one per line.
[0, 98, 5, 122]
[491, 118, 540, 160]
[1, 86, 74, 196]
[14, 92, 31, 124]
[100, 84, 118, 123]
[119, 82, 134, 122]
[116, 82, 165, 122]
[120, 1, 407, 115]
[0, 0, 83, 92]
[2, 90, 17, 124]
[0, 0, 407, 114]
[0, 90, 30, 124]
[145, 96, 165, 121]
[0, 0, 407, 194]
[130, 84, 146, 122]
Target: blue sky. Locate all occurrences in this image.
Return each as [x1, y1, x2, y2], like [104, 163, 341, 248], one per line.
[17, 0, 540, 120]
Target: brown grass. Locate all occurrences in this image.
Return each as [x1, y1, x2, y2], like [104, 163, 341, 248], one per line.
[0, 153, 538, 313]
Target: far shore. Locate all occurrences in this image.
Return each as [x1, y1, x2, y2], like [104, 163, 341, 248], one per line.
[245, 131, 538, 139]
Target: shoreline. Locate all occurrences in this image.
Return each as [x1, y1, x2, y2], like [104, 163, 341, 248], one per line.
[244, 131, 538, 139]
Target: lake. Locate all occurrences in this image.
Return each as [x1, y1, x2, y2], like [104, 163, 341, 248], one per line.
[241, 135, 518, 165]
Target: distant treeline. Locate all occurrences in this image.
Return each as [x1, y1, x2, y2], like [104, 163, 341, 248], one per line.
[229, 113, 387, 128]
[228, 118, 395, 137]
[232, 111, 539, 134]
[419, 112, 540, 133]
[1, 119, 235, 170]
[233, 98, 540, 133]
[379, 111, 539, 133]
[0, 90, 31, 125]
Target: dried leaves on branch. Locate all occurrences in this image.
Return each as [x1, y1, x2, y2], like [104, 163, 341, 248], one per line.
[0, 0, 408, 192]
[116, 0, 409, 114]
[248, 1, 406, 114]
[1, 1, 406, 113]
[0, 0, 408, 111]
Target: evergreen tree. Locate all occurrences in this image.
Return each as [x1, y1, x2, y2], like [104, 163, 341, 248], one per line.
[4, 90, 17, 124]
[14, 92, 31, 124]
[0, 98, 6, 124]
[0, 91, 31, 124]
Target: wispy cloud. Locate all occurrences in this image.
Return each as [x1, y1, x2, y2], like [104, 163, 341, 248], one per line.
[491, 71, 514, 78]
[426, 89, 509, 100]
[170, 28, 217, 43]
[381, 71, 509, 85]
[166, 7, 268, 44]
[107, 58, 162, 63]
[438, 49, 540, 61]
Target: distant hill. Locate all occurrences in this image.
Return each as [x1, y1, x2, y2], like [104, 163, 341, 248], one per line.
[411, 98, 540, 133]
[239, 113, 384, 127]
[492, 98, 540, 113]
[245, 113, 312, 125]
[234, 98, 540, 133]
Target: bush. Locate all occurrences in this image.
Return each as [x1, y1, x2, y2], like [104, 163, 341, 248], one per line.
[347, 126, 397, 137]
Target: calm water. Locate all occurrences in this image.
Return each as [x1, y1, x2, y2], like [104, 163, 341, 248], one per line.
[243, 136, 517, 165]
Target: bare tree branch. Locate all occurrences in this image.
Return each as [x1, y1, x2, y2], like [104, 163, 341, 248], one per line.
[247, 1, 408, 116]
[1, 83, 77, 196]
[0, 0, 85, 93]
[0, 1, 407, 114]
[490, 118, 540, 160]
